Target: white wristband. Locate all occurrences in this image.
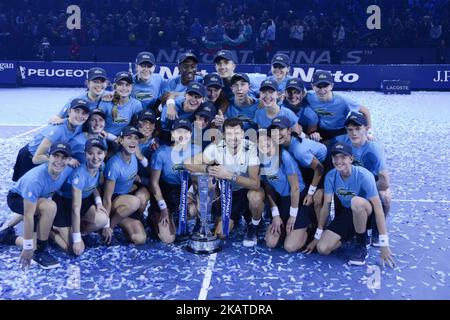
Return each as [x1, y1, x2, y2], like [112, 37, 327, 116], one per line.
[140, 157, 149, 168]
[107, 133, 117, 141]
[72, 232, 82, 243]
[23, 239, 34, 250]
[378, 234, 389, 247]
[314, 228, 323, 240]
[308, 185, 317, 196]
[167, 98, 175, 106]
[158, 199, 167, 210]
[104, 218, 110, 229]
[300, 132, 306, 139]
[289, 207, 298, 217]
[271, 207, 280, 217]
[95, 196, 102, 205]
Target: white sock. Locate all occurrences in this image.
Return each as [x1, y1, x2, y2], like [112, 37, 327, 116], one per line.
[251, 218, 261, 226]
[0, 222, 9, 231]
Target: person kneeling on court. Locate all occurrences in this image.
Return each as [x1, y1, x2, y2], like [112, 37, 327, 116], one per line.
[50, 138, 109, 255]
[184, 117, 264, 247]
[102, 126, 150, 245]
[305, 142, 395, 267]
[258, 130, 314, 252]
[0, 142, 73, 269]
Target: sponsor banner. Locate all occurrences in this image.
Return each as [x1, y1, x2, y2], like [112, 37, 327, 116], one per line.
[0, 61, 17, 85]
[10, 61, 450, 90]
[381, 80, 411, 94]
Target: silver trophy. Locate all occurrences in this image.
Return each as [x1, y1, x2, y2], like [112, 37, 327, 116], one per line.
[187, 172, 221, 254]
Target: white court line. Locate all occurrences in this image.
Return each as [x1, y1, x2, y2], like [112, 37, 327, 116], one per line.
[198, 253, 218, 300]
[6, 126, 45, 141]
[392, 199, 450, 204]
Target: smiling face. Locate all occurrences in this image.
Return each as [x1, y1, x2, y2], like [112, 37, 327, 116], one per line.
[138, 119, 155, 138]
[68, 107, 89, 126]
[312, 83, 333, 101]
[231, 80, 250, 104]
[332, 153, 353, 173]
[207, 86, 222, 102]
[184, 92, 204, 112]
[215, 59, 236, 79]
[224, 125, 244, 150]
[171, 127, 192, 146]
[48, 152, 70, 175]
[179, 58, 198, 83]
[86, 146, 106, 170]
[286, 88, 305, 105]
[271, 64, 290, 81]
[87, 79, 108, 97]
[260, 88, 278, 109]
[346, 123, 368, 146]
[119, 134, 140, 154]
[194, 114, 210, 129]
[88, 114, 105, 134]
[114, 80, 133, 98]
[136, 62, 155, 81]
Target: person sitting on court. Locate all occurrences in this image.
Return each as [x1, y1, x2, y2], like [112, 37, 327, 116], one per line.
[12, 98, 89, 182]
[51, 138, 109, 256]
[102, 126, 150, 245]
[0, 142, 73, 269]
[184, 117, 264, 247]
[337, 112, 392, 246]
[149, 119, 202, 243]
[258, 130, 314, 252]
[305, 142, 395, 268]
[48, 67, 110, 125]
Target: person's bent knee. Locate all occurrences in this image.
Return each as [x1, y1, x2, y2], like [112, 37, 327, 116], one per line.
[284, 242, 300, 253]
[95, 212, 109, 229]
[40, 199, 57, 215]
[247, 189, 265, 205]
[131, 233, 147, 245]
[351, 196, 368, 212]
[316, 241, 332, 255]
[265, 235, 279, 248]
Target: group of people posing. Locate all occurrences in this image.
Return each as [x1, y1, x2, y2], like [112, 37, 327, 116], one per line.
[0, 50, 395, 270]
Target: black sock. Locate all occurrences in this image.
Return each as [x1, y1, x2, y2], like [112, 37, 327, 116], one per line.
[37, 239, 48, 251]
[356, 231, 368, 245]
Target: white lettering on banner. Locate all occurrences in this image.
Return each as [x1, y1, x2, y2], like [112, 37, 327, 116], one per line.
[433, 70, 450, 82]
[0, 63, 14, 71]
[386, 85, 409, 90]
[26, 68, 89, 78]
[292, 67, 359, 83]
[341, 50, 363, 64]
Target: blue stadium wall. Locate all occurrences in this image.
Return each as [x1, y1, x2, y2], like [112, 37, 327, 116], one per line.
[1, 61, 450, 90]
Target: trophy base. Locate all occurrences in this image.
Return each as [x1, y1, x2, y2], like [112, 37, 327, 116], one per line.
[187, 233, 222, 254]
[175, 231, 191, 243]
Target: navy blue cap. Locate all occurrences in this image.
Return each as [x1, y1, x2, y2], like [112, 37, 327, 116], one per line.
[285, 78, 306, 91]
[195, 102, 217, 120]
[330, 142, 352, 157]
[136, 51, 156, 65]
[231, 73, 250, 85]
[87, 67, 107, 81]
[172, 118, 192, 131]
[271, 53, 291, 67]
[89, 108, 106, 119]
[186, 82, 206, 97]
[213, 50, 236, 63]
[259, 78, 279, 91]
[138, 109, 157, 123]
[312, 70, 333, 85]
[269, 116, 291, 129]
[177, 51, 198, 64]
[85, 138, 107, 152]
[345, 112, 368, 127]
[49, 142, 71, 157]
[203, 73, 224, 88]
[120, 126, 144, 138]
[70, 98, 90, 113]
[114, 71, 133, 84]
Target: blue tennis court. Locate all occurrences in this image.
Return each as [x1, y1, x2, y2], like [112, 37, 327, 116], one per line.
[0, 88, 449, 300]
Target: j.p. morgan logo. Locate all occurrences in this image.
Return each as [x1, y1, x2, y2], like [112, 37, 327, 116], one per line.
[0, 63, 14, 72]
[19, 66, 88, 79]
[433, 70, 450, 82]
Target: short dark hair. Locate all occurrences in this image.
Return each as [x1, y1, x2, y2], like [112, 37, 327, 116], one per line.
[223, 117, 244, 131]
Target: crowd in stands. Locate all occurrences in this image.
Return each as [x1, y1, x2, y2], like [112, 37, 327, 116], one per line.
[0, 0, 449, 61]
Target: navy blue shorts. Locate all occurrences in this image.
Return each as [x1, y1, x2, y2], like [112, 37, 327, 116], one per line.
[53, 193, 96, 228]
[111, 183, 149, 223]
[149, 180, 182, 216]
[12, 144, 39, 182]
[300, 167, 325, 189]
[327, 197, 372, 241]
[211, 188, 251, 224]
[273, 188, 315, 230]
[7, 191, 40, 231]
